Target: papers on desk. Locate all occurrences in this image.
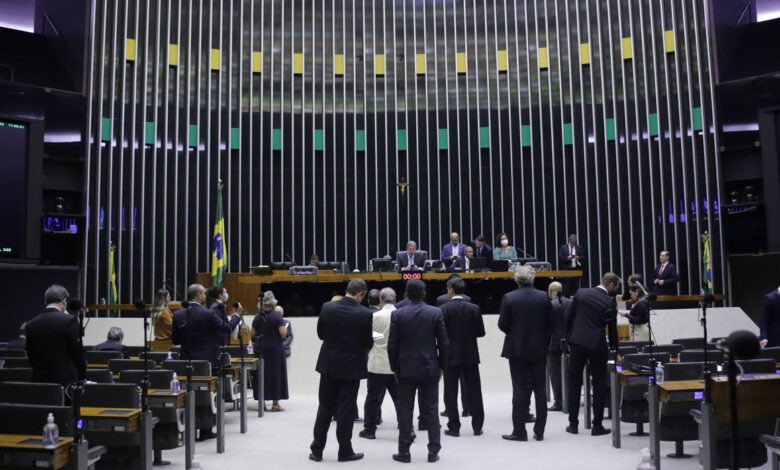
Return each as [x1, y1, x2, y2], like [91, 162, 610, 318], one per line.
[372, 332, 384, 341]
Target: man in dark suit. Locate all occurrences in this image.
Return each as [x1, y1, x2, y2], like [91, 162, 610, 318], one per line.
[760, 287, 780, 348]
[25, 285, 86, 392]
[652, 250, 679, 295]
[498, 266, 553, 441]
[388, 280, 449, 463]
[397, 241, 428, 271]
[440, 277, 485, 437]
[92, 327, 126, 352]
[564, 272, 621, 436]
[440, 232, 466, 267]
[310, 279, 374, 462]
[471, 234, 493, 261]
[546, 282, 571, 412]
[453, 246, 476, 272]
[558, 234, 585, 296]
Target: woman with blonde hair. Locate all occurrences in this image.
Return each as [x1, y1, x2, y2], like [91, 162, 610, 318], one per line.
[152, 288, 173, 341]
[252, 291, 289, 411]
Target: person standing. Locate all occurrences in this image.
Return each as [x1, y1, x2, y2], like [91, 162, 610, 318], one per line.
[252, 292, 289, 412]
[309, 280, 374, 463]
[388, 280, 449, 463]
[547, 282, 570, 412]
[558, 234, 585, 296]
[652, 251, 679, 295]
[152, 288, 174, 341]
[619, 287, 650, 341]
[25, 285, 86, 392]
[498, 266, 553, 441]
[564, 273, 621, 436]
[440, 276, 485, 437]
[471, 235, 493, 261]
[440, 232, 466, 268]
[760, 286, 780, 348]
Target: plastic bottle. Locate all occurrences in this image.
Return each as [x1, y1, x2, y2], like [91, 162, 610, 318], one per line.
[247, 341, 254, 356]
[191, 455, 204, 469]
[637, 449, 656, 470]
[369, 260, 374, 272]
[655, 363, 665, 384]
[42, 413, 59, 448]
[170, 372, 181, 394]
[166, 351, 172, 360]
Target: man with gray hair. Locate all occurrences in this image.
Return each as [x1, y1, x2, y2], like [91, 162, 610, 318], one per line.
[93, 326, 126, 352]
[25, 284, 86, 392]
[360, 287, 402, 439]
[397, 241, 427, 271]
[498, 266, 553, 441]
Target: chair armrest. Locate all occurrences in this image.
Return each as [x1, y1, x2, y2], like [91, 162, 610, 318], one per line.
[760, 434, 780, 450]
[87, 445, 107, 465]
[689, 409, 702, 423]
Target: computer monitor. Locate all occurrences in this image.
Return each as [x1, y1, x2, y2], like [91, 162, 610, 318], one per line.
[470, 257, 488, 271]
[372, 258, 394, 272]
[490, 259, 511, 272]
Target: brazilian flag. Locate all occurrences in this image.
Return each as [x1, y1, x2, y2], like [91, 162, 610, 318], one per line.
[211, 181, 227, 287]
[109, 245, 118, 315]
[700, 232, 713, 294]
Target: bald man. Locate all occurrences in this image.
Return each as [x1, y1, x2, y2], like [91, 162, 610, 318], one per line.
[441, 232, 466, 267]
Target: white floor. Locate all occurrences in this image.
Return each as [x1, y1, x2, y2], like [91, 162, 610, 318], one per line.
[158, 390, 772, 470]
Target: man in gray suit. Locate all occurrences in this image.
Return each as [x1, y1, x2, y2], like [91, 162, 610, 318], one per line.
[397, 241, 428, 271]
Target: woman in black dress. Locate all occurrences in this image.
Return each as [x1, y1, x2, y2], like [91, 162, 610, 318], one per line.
[620, 286, 650, 341]
[252, 291, 289, 411]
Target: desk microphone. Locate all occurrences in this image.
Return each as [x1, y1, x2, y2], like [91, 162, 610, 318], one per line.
[700, 293, 715, 307]
[133, 299, 147, 312]
[67, 298, 84, 315]
[284, 253, 294, 264]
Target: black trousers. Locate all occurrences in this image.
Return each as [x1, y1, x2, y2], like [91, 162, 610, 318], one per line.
[364, 372, 399, 432]
[311, 375, 360, 458]
[566, 343, 607, 427]
[547, 351, 563, 405]
[398, 377, 441, 455]
[443, 364, 484, 433]
[508, 357, 547, 436]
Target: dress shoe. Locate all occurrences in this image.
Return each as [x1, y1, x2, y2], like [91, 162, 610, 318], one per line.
[197, 430, 216, 441]
[591, 426, 611, 436]
[392, 453, 411, 463]
[309, 453, 322, 462]
[533, 433, 544, 441]
[444, 429, 459, 437]
[338, 453, 364, 462]
[524, 414, 536, 423]
[473, 429, 483, 436]
[548, 402, 563, 412]
[439, 410, 447, 417]
[502, 433, 528, 442]
[428, 453, 440, 463]
[358, 430, 376, 439]
[565, 425, 578, 434]
[354, 416, 364, 423]
[462, 410, 471, 417]
[410, 431, 417, 441]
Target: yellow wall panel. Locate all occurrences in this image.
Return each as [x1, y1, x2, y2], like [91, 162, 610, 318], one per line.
[126, 38, 136, 61]
[293, 53, 304, 75]
[416, 53, 426, 75]
[456, 52, 467, 74]
[580, 43, 591, 65]
[496, 49, 508, 72]
[375, 54, 386, 76]
[334, 54, 345, 76]
[664, 30, 676, 53]
[210, 49, 221, 71]
[622, 37, 633, 60]
[538, 47, 549, 69]
[168, 44, 179, 66]
[251, 51, 263, 73]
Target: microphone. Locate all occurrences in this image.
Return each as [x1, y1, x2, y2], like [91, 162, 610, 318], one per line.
[284, 253, 294, 263]
[715, 330, 761, 360]
[647, 293, 658, 303]
[133, 299, 147, 312]
[181, 300, 190, 309]
[233, 302, 240, 309]
[701, 293, 716, 306]
[634, 281, 650, 298]
[67, 298, 84, 313]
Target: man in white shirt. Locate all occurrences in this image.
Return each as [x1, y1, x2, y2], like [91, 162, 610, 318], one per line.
[360, 288, 401, 439]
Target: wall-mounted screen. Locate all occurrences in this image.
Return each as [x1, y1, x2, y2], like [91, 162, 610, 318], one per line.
[0, 119, 28, 258]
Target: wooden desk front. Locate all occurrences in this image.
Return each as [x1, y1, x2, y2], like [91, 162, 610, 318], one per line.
[0, 434, 72, 469]
[81, 407, 140, 432]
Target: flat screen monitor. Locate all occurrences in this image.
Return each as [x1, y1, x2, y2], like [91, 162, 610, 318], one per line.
[372, 258, 394, 272]
[470, 257, 488, 271]
[490, 259, 510, 272]
[0, 119, 28, 258]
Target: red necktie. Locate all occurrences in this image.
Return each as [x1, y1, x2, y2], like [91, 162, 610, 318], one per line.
[659, 264, 665, 275]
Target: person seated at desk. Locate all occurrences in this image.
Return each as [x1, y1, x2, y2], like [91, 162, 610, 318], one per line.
[397, 240, 427, 271]
[309, 254, 320, 266]
[652, 250, 679, 295]
[493, 232, 518, 263]
[441, 232, 466, 267]
[619, 287, 650, 341]
[93, 327, 126, 353]
[6, 323, 27, 350]
[453, 246, 477, 272]
[472, 234, 493, 261]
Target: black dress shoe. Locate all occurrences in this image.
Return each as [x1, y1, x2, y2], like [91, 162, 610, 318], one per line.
[533, 433, 544, 441]
[309, 453, 322, 462]
[591, 426, 611, 436]
[462, 410, 471, 417]
[354, 417, 364, 423]
[444, 429, 459, 437]
[428, 453, 440, 463]
[359, 430, 376, 439]
[501, 433, 528, 441]
[473, 429, 483, 436]
[338, 453, 364, 462]
[548, 402, 563, 412]
[565, 425, 578, 434]
[410, 431, 417, 441]
[392, 453, 411, 463]
[197, 430, 216, 441]
[524, 414, 536, 423]
[439, 410, 447, 417]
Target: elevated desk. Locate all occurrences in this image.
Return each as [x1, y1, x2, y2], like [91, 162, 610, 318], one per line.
[0, 435, 72, 469]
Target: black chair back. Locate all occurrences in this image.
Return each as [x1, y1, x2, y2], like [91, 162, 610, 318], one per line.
[0, 403, 74, 436]
[623, 352, 673, 370]
[85, 369, 113, 384]
[679, 350, 724, 363]
[169, 346, 181, 353]
[672, 337, 710, 350]
[0, 368, 33, 382]
[663, 362, 705, 381]
[161, 360, 211, 377]
[85, 350, 123, 365]
[223, 346, 248, 357]
[107, 359, 147, 374]
[0, 357, 31, 368]
[0, 382, 64, 406]
[758, 347, 780, 362]
[621, 340, 654, 349]
[0, 349, 27, 358]
[122, 346, 145, 357]
[642, 344, 684, 357]
[82, 383, 141, 408]
[139, 351, 180, 364]
[736, 358, 776, 374]
[618, 346, 638, 356]
[118, 369, 175, 389]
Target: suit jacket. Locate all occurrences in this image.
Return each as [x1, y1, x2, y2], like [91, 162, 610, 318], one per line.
[761, 290, 780, 347]
[652, 263, 679, 295]
[441, 298, 484, 366]
[397, 251, 428, 270]
[209, 301, 231, 346]
[498, 286, 553, 360]
[435, 293, 472, 306]
[549, 296, 572, 353]
[440, 243, 466, 265]
[626, 299, 650, 325]
[172, 302, 240, 366]
[454, 256, 476, 271]
[25, 307, 86, 387]
[92, 340, 126, 353]
[472, 244, 493, 261]
[388, 301, 449, 379]
[315, 297, 374, 380]
[565, 287, 619, 351]
[395, 299, 410, 309]
[558, 243, 585, 269]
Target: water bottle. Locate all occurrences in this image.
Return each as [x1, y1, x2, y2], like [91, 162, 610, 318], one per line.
[191, 455, 204, 469]
[655, 363, 665, 384]
[637, 448, 656, 470]
[170, 372, 181, 394]
[247, 341, 254, 356]
[42, 413, 59, 448]
[369, 260, 374, 272]
[167, 351, 172, 360]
